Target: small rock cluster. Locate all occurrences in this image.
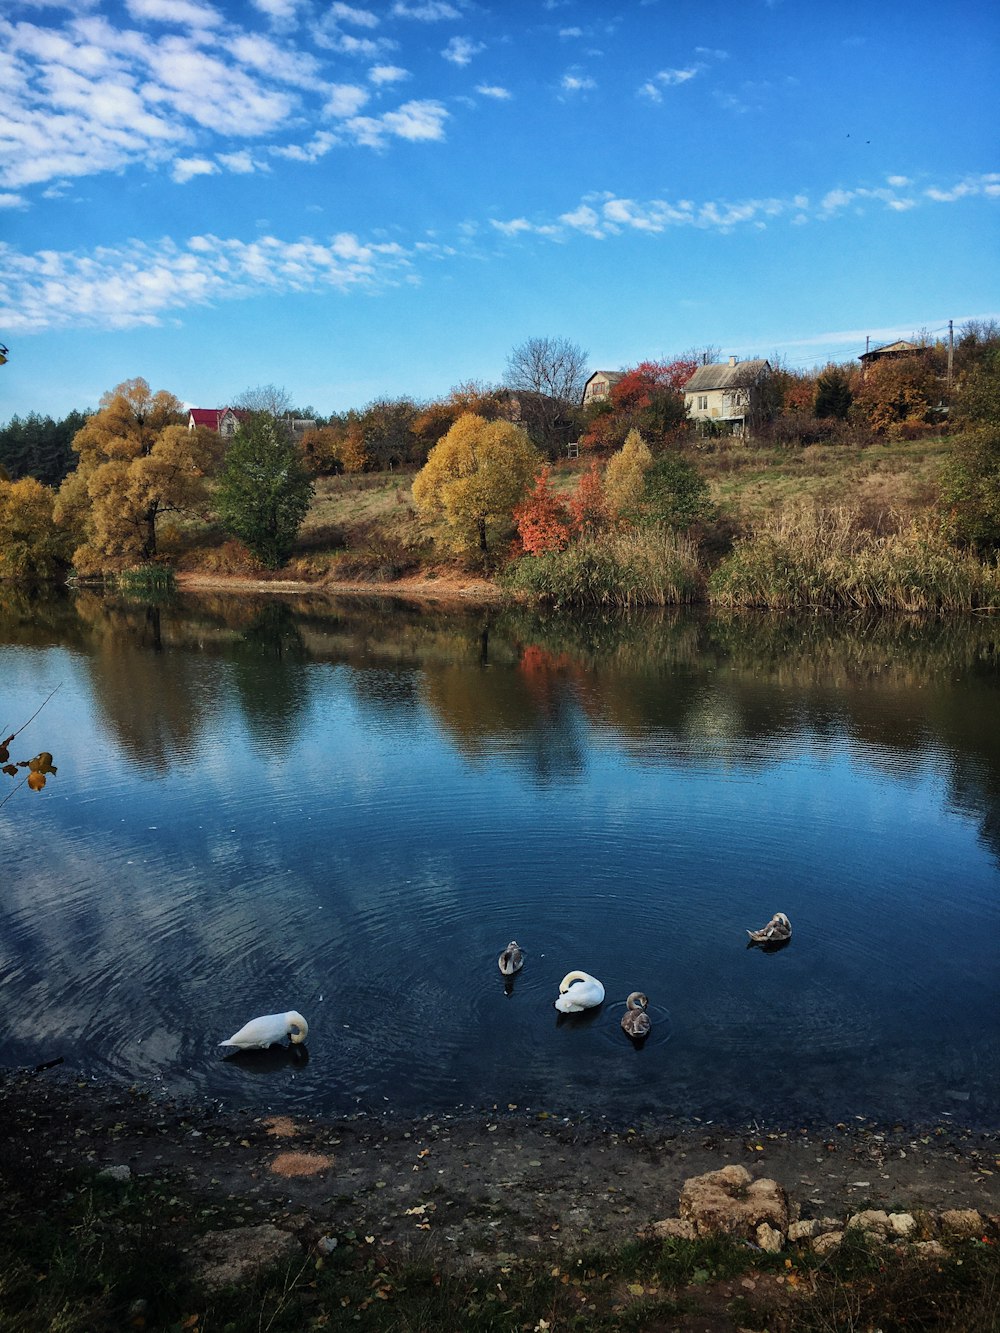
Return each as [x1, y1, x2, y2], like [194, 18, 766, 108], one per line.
[645, 1165, 993, 1258]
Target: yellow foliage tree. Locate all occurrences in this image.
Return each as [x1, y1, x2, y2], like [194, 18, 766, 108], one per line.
[604, 428, 652, 521]
[411, 413, 538, 564]
[0, 476, 74, 581]
[54, 378, 218, 574]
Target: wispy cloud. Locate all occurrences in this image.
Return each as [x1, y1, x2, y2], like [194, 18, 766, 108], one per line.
[475, 83, 511, 100]
[442, 35, 483, 65]
[330, 2, 378, 26]
[0, 5, 452, 193]
[491, 173, 1000, 240]
[391, 1, 460, 19]
[561, 72, 596, 93]
[0, 230, 417, 332]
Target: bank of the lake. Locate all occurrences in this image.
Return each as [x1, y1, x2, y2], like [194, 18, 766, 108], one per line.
[2, 1065, 998, 1332]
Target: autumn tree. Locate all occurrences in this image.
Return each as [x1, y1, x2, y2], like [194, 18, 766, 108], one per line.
[412, 413, 538, 565]
[504, 336, 588, 456]
[53, 378, 215, 574]
[855, 356, 938, 435]
[514, 467, 573, 555]
[568, 462, 608, 538]
[215, 413, 314, 568]
[603, 428, 652, 521]
[642, 453, 713, 530]
[0, 476, 74, 581]
[360, 397, 419, 471]
[581, 358, 695, 452]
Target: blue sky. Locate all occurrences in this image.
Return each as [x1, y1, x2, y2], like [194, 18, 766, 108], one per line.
[1, 0, 997, 422]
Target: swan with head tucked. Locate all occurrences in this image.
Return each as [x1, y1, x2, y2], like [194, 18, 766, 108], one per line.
[621, 991, 651, 1039]
[498, 941, 524, 976]
[219, 1011, 309, 1050]
[746, 912, 792, 946]
[554, 970, 605, 1012]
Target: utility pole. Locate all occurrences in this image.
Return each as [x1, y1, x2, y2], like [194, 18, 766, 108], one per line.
[865, 335, 870, 354]
[947, 319, 954, 388]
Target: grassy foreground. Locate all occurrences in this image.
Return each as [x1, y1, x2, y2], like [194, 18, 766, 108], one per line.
[2, 1150, 997, 1333]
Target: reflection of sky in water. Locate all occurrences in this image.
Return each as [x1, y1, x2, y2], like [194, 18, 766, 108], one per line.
[1, 600, 998, 1127]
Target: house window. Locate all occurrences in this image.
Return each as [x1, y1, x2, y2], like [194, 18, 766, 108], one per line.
[697, 395, 708, 411]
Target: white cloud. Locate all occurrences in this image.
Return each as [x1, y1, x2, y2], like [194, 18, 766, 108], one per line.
[124, 0, 221, 26]
[559, 27, 582, 37]
[216, 150, 259, 173]
[369, 64, 408, 84]
[493, 172, 993, 242]
[250, 0, 302, 19]
[172, 155, 217, 182]
[561, 73, 595, 92]
[391, 1, 460, 19]
[330, 2, 378, 26]
[475, 84, 510, 99]
[324, 83, 370, 117]
[345, 98, 447, 146]
[652, 65, 699, 86]
[887, 174, 911, 187]
[0, 229, 418, 332]
[442, 35, 483, 65]
[0, 193, 26, 208]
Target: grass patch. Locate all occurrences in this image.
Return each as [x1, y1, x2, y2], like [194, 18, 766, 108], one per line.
[504, 526, 705, 608]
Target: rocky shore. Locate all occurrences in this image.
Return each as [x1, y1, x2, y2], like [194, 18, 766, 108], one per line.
[4, 1066, 998, 1294]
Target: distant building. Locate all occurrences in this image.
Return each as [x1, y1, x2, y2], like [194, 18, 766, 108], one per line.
[857, 339, 925, 377]
[683, 357, 772, 436]
[581, 370, 624, 406]
[186, 407, 249, 436]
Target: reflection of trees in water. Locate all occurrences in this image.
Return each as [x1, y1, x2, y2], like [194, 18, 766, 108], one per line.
[226, 602, 311, 754]
[73, 592, 220, 774]
[4, 589, 998, 859]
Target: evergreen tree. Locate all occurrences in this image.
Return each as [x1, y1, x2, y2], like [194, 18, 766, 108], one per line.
[215, 414, 314, 567]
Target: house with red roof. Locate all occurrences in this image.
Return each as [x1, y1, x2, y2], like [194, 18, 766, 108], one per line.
[186, 407, 249, 437]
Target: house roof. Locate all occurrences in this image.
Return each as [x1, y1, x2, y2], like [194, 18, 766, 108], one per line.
[858, 339, 922, 362]
[187, 407, 250, 429]
[584, 370, 623, 384]
[683, 359, 770, 393]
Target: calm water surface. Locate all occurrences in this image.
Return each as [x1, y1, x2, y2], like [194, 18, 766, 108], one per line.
[1, 589, 998, 1127]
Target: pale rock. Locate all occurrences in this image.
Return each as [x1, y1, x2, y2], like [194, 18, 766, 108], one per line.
[915, 1239, 947, 1259]
[756, 1222, 784, 1252]
[939, 1208, 983, 1239]
[645, 1218, 697, 1240]
[846, 1209, 892, 1239]
[678, 1165, 790, 1239]
[888, 1212, 917, 1238]
[812, 1230, 844, 1255]
[787, 1219, 817, 1242]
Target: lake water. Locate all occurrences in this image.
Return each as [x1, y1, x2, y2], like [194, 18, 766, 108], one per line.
[1, 588, 998, 1128]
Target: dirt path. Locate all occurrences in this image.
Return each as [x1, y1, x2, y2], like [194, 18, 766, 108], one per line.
[7, 1069, 998, 1264]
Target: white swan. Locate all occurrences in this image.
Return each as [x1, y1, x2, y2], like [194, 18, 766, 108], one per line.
[554, 970, 605, 1013]
[219, 1011, 309, 1050]
[498, 941, 524, 976]
[621, 991, 651, 1039]
[746, 912, 792, 946]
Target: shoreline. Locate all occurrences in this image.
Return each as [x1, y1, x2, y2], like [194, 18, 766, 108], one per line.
[7, 1063, 999, 1257]
[174, 569, 508, 603]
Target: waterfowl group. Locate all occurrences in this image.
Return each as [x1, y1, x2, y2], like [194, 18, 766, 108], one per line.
[218, 915, 791, 1057]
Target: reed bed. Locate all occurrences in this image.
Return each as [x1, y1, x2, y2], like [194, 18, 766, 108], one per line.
[504, 525, 705, 608]
[708, 507, 1000, 613]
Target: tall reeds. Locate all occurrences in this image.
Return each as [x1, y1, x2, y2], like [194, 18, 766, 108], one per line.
[708, 507, 1000, 613]
[504, 525, 705, 608]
